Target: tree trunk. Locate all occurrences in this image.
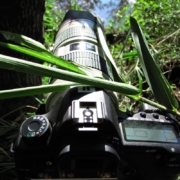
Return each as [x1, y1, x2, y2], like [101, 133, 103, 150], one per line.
[0, 0, 45, 119]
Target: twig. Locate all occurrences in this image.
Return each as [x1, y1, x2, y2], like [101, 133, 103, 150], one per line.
[157, 28, 180, 46]
[0, 105, 37, 119]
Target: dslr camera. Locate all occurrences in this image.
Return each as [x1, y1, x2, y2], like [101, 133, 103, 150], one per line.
[12, 10, 180, 180]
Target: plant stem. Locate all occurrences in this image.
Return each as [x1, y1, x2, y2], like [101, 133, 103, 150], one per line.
[0, 163, 15, 166]
[119, 29, 131, 59]
[140, 96, 180, 117]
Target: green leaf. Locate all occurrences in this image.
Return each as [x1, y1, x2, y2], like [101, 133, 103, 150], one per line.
[0, 31, 46, 51]
[0, 81, 79, 99]
[0, 42, 118, 80]
[122, 51, 137, 59]
[96, 20, 124, 83]
[136, 66, 143, 94]
[0, 54, 140, 98]
[130, 17, 178, 111]
[0, 42, 85, 75]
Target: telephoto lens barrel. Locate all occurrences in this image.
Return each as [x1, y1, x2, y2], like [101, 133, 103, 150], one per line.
[53, 10, 111, 78]
[46, 10, 114, 112]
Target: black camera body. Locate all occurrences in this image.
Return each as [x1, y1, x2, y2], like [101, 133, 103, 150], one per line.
[14, 87, 121, 179]
[14, 87, 180, 180]
[13, 10, 180, 180]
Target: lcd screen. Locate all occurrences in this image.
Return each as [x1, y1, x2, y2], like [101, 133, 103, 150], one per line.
[122, 120, 178, 143]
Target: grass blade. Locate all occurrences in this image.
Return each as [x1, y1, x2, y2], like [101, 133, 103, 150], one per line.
[0, 42, 85, 75]
[0, 31, 122, 80]
[96, 21, 124, 82]
[130, 17, 178, 111]
[0, 54, 140, 97]
[0, 31, 46, 51]
[0, 82, 79, 99]
[0, 41, 114, 78]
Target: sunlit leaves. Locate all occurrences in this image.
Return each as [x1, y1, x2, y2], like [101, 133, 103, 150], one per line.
[0, 54, 140, 99]
[130, 17, 178, 111]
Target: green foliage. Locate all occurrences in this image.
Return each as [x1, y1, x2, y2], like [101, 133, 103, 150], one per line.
[0, 28, 140, 100]
[132, 0, 180, 63]
[96, 20, 124, 82]
[0, 31, 86, 75]
[0, 18, 179, 115]
[44, 0, 65, 49]
[106, 0, 180, 111]
[132, 0, 180, 36]
[71, 0, 82, 10]
[0, 53, 140, 98]
[43, 0, 88, 49]
[114, 0, 180, 36]
[130, 17, 178, 111]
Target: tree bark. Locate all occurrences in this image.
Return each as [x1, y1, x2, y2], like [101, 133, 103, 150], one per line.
[0, 0, 45, 119]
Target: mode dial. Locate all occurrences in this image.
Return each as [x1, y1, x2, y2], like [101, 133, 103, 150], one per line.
[20, 115, 51, 143]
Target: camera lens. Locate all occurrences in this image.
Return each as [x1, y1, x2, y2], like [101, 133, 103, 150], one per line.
[53, 10, 112, 80]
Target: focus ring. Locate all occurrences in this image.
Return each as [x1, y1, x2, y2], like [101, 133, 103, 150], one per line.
[54, 26, 97, 50]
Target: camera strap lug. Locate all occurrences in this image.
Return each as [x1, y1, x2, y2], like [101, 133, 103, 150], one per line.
[10, 143, 14, 153]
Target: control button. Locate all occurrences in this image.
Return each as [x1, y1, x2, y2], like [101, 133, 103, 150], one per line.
[83, 109, 93, 117]
[83, 109, 93, 122]
[153, 113, 159, 119]
[140, 112, 146, 118]
[165, 116, 170, 120]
